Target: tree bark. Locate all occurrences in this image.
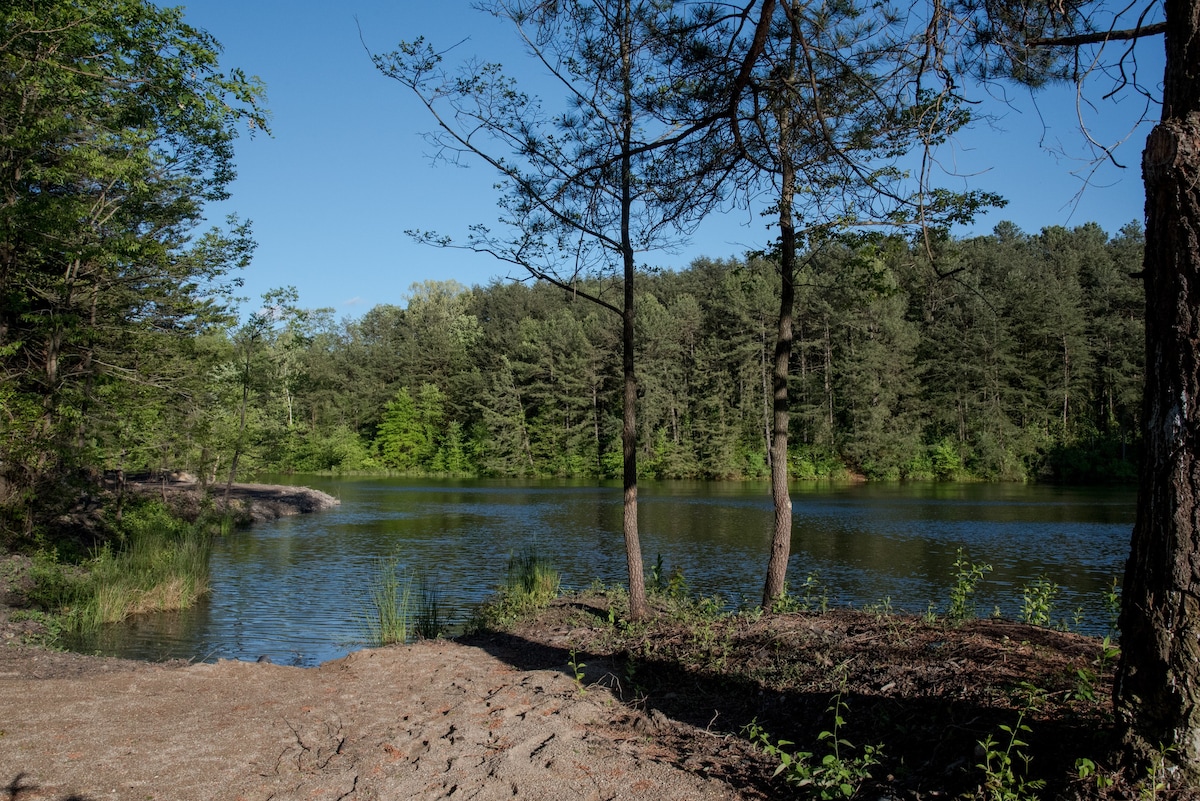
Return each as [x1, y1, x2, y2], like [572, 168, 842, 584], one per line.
[619, 0, 647, 621]
[1115, 0, 1200, 777]
[763, 32, 797, 610]
[762, 231, 796, 608]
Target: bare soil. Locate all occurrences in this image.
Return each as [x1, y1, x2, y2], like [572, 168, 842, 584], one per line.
[0, 558, 1194, 801]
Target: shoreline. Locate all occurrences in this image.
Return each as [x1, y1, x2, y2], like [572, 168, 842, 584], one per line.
[121, 475, 340, 524]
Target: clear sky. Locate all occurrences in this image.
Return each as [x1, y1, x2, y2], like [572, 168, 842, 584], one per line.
[180, 0, 1162, 317]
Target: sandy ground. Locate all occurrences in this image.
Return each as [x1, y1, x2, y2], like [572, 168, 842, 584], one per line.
[1, 487, 759, 801]
[0, 633, 761, 801]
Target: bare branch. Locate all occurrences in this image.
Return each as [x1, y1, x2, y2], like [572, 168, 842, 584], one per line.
[1028, 21, 1165, 47]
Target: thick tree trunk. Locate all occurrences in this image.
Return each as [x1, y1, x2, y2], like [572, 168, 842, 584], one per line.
[1114, 1, 1200, 777]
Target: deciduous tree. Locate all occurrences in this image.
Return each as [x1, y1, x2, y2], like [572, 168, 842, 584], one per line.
[0, 0, 265, 539]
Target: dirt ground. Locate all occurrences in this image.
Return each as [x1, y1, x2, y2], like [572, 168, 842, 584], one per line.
[0, 550, 764, 801]
[0, 554, 1192, 801]
[0, 631, 757, 801]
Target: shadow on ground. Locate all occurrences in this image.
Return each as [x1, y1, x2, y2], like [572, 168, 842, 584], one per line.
[462, 599, 1124, 800]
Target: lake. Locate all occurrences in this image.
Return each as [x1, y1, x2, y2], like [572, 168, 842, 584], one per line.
[68, 478, 1135, 666]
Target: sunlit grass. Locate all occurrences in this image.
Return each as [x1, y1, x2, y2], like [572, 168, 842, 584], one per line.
[468, 547, 561, 631]
[363, 554, 414, 646]
[29, 501, 213, 634]
[503, 547, 561, 605]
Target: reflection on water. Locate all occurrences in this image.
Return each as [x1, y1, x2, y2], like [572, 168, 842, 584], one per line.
[68, 479, 1134, 666]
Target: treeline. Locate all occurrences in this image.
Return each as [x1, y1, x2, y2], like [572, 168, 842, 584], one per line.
[115, 220, 1143, 485]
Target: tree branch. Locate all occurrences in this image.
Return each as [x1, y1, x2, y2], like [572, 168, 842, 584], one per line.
[1028, 21, 1165, 48]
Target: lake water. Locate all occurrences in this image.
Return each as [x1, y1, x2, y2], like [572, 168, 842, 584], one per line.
[69, 478, 1135, 666]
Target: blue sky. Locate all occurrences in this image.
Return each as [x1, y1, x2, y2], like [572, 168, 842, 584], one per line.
[181, 0, 1162, 317]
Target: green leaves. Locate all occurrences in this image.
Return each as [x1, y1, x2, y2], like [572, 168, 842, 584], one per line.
[0, 0, 267, 537]
[743, 689, 883, 799]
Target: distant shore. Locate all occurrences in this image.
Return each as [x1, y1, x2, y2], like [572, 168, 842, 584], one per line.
[120, 474, 340, 524]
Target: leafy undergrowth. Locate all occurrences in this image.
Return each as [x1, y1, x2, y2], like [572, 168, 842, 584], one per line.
[472, 591, 1193, 801]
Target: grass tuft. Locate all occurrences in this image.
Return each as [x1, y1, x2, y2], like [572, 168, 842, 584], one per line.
[28, 501, 213, 635]
[468, 547, 561, 630]
[363, 554, 414, 646]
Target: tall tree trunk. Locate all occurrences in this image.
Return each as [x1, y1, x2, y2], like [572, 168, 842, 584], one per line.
[618, 0, 646, 621]
[763, 47, 797, 609]
[1114, 0, 1200, 778]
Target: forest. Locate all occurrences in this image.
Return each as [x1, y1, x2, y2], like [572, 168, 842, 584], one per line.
[0, 0, 1148, 545]
[0, 0, 1149, 543]
[3, 207, 1148, 514]
[9, 0, 1200, 783]
[96, 221, 1144, 488]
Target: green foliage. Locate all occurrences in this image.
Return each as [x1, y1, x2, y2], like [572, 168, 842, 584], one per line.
[0, 0, 1147, 523]
[363, 555, 415, 646]
[1105, 577, 1122, 637]
[744, 690, 882, 799]
[947, 548, 992, 622]
[929, 438, 964, 481]
[976, 686, 1047, 801]
[0, 0, 266, 535]
[772, 571, 830, 614]
[8, 609, 64, 648]
[26, 501, 213, 632]
[1138, 744, 1176, 801]
[375, 388, 425, 470]
[1019, 576, 1058, 626]
[415, 573, 445, 640]
[1075, 757, 1115, 791]
[567, 649, 588, 695]
[504, 548, 561, 605]
[471, 547, 562, 630]
[648, 554, 689, 600]
[10, 221, 1135, 493]
[1097, 635, 1121, 674]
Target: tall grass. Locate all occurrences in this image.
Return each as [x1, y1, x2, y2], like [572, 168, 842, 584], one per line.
[30, 501, 213, 633]
[416, 573, 444, 640]
[362, 556, 445, 645]
[503, 547, 560, 606]
[470, 547, 561, 630]
[364, 555, 414, 646]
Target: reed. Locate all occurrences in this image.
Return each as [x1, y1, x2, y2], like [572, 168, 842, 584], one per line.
[363, 555, 414, 646]
[31, 501, 213, 633]
[503, 547, 560, 606]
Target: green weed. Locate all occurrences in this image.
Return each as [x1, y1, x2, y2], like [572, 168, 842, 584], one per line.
[568, 649, 588, 695]
[363, 554, 414, 645]
[773, 571, 830, 614]
[468, 547, 561, 630]
[648, 553, 689, 600]
[415, 573, 444, 639]
[1070, 667, 1098, 703]
[977, 684, 1046, 801]
[1105, 577, 1121, 637]
[948, 548, 991, 622]
[863, 596, 893, 618]
[743, 687, 882, 799]
[1075, 757, 1115, 790]
[503, 547, 560, 605]
[27, 502, 213, 632]
[1138, 744, 1176, 801]
[1020, 576, 1058, 627]
[8, 609, 63, 647]
[1097, 635, 1120, 673]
